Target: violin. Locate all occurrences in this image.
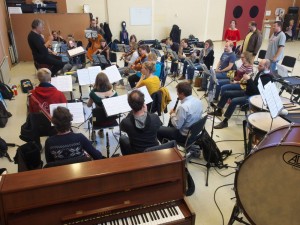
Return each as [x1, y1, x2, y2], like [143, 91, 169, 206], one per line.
[131, 54, 146, 71]
[120, 49, 135, 61]
[86, 34, 103, 61]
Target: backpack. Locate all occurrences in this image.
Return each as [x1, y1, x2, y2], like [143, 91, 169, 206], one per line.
[14, 141, 42, 172]
[20, 79, 33, 93]
[0, 137, 14, 162]
[0, 82, 13, 100]
[0, 101, 12, 128]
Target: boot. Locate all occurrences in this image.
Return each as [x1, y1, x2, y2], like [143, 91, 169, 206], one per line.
[188, 79, 193, 85]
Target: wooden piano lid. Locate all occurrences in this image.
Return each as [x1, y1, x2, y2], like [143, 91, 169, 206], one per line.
[0, 148, 184, 193]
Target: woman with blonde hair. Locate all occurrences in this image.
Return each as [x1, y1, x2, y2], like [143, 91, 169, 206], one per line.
[135, 61, 160, 95]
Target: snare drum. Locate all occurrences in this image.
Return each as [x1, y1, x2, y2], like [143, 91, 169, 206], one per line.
[249, 95, 291, 112]
[247, 112, 290, 145]
[235, 124, 300, 225]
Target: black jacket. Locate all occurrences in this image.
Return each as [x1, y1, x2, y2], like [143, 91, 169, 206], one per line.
[245, 71, 273, 96]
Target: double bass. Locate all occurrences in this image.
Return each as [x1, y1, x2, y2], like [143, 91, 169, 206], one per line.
[86, 34, 103, 61]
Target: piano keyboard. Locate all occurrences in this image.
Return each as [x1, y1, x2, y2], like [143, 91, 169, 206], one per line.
[97, 206, 185, 225]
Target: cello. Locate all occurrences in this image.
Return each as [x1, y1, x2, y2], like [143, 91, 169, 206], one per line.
[86, 34, 103, 61]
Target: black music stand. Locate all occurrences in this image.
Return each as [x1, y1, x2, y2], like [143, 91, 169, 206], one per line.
[165, 50, 180, 87]
[185, 58, 199, 96]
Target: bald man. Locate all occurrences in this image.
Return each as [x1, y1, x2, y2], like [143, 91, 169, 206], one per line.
[209, 59, 273, 129]
[29, 68, 67, 113]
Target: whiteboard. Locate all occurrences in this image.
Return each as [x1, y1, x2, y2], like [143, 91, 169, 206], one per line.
[130, 8, 152, 26]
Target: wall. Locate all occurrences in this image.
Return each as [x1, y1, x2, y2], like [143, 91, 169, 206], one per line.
[10, 13, 90, 61]
[0, 0, 11, 67]
[65, 0, 227, 41]
[264, 0, 295, 21]
[25, 0, 67, 13]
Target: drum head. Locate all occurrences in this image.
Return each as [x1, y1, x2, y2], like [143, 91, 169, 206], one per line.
[236, 145, 300, 225]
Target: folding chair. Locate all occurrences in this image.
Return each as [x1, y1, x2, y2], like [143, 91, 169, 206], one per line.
[281, 55, 296, 74]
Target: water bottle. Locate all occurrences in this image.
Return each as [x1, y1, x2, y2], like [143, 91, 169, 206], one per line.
[12, 85, 18, 96]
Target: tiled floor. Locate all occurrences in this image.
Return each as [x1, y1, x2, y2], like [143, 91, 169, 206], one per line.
[1, 39, 299, 225]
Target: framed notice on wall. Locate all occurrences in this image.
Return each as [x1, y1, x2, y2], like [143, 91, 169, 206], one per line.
[130, 8, 152, 26]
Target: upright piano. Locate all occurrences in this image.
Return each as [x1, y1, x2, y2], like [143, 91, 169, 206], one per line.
[0, 148, 195, 225]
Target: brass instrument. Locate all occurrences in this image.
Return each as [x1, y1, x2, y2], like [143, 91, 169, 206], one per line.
[240, 73, 254, 90]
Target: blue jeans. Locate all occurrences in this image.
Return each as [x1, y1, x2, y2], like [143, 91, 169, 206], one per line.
[182, 60, 188, 76]
[217, 90, 248, 119]
[220, 83, 241, 96]
[208, 72, 229, 93]
[215, 79, 230, 99]
[270, 61, 278, 73]
[187, 63, 203, 80]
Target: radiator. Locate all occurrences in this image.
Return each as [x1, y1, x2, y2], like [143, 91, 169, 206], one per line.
[0, 56, 11, 84]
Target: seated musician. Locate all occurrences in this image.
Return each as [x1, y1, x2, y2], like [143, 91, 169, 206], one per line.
[94, 39, 110, 69]
[135, 61, 160, 96]
[52, 30, 66, 43]
[29, 68, 67, 113]
[45, 106, 103, 163]
[161, 37, 179, 75]
[129, 34, 137, 44]
[185, 39, 215, 91]
[210, 59, 273, 129]
[121, 42, 139, 67]
[119, 90, 161, 155]
[175, 39, 194, 79]
[214, 51, 253, 102]
[148, 53, 162, 78]
[157, 82, 203, 143]
[128, 45, 150, 88]
[27, 19, 65, 76]
[87, 72, 118, 138]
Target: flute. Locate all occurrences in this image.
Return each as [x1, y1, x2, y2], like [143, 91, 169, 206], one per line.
[106, 132, 110, 158]
[168, 98, 179, 127]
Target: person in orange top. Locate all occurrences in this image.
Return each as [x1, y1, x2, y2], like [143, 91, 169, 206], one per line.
[135, 61, 160, 95]
[224, 20, 241, 49]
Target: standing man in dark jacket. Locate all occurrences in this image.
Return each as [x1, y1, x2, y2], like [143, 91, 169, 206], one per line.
[241, 21, 262, 57]
[120, 90, 161, 155]
[209, 59, 273, 129]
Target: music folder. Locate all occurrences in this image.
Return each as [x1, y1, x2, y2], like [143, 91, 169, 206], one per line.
[49, 102, 85, 124]
[84, 30, 98, 39]
[67, 46, 86, 58]
[102, 86, 153, 117]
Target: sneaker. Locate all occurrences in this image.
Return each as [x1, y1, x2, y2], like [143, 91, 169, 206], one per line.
[98, 129, 104, 138]
[208, 110, 222, 117]
[178, 75, 185, 80]
[214, 121, 228, 129]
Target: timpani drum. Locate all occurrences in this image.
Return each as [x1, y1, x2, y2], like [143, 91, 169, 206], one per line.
[247, 112, 290, 145]
[249, 95, 291, 112]
[235, 124, 300, 225]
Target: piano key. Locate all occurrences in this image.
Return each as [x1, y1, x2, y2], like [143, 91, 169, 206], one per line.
[154, 210, 160, 219]
[135, 215, 140, 224]
[138, 214, 145, 224]
[129, 216, 134, 225]
[175, 206, 185, 219]
[143, 213, 149, 222]
[162, 208, 168, 218]
[172, 206, 178, 215]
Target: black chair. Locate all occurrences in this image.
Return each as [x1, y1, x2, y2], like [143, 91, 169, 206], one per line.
[281, 55, 296, 73]
[43, 155, 91, 168]
[253, 50, 266, 65]
[109, 52, 117, 65]
[176, 115, 208, 156]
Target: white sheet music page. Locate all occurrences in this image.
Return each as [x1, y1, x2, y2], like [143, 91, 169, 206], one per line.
[77, 68, 90, 86]
[258, 78, 267, 105]
[51, 75, 73, 92]
[88, 66, 101, 84]
[67, 102, 85, 123]
[264, 81, 282, 118]
[104, 65, 122, 83]
[102, 95, 131, 116]
[137, 86, 153, 104]
[67, 46, 85, 57]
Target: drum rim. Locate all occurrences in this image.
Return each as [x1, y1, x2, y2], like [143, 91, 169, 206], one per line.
[235, 124, 300, 224]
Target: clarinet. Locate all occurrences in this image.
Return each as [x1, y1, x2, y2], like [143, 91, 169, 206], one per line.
[106, 132, 110, 158]
[168, 98, 179, 127]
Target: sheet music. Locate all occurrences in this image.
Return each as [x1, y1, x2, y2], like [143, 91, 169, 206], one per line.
[51, 75, 73, 92]
[104, 65, 122, 83]
[137, 86, 153, 104]
[102, 95, 131, 116]
[49, 102, 84, 123]
[263, 81, 284, 118]
[88, 66, 101, 84]
[258, 78, 267, 106]
[67, 46, 85, 57]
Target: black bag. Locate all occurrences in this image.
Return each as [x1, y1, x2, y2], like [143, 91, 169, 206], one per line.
[0, 82, 13, 100]
[0, 137, 14, 162]
[14, 141, 42, 172]
[0, 101, 12, 128]
[197, 128, 224, 168]
[20, 79, 33, 93]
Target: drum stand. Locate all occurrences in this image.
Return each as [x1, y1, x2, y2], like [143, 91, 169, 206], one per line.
[228, 203, 250, 225]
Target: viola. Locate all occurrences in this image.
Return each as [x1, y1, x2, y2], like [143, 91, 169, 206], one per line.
[131, 54, 146, 71]
[86, 34, 103, 61]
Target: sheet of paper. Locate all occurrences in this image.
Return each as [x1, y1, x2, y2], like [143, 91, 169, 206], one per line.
[88, 66, 101, 84]
[258, 78, 267, 105]
[264, 81, 283, 118]
[49, 103, 67, 117]
[67, 46, 85, 57]
[137, 86, 153, 104]
[51, 75, 73, 92]
[102, 95, 131, 116]
[104, 65, 122, 83]
[67, 102, 85, 123]
[77, 68, 90, 86]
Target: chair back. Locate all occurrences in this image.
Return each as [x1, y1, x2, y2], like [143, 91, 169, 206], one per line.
[92, 106, 118, 127]
[44, 155, 91, 168]
[144, 140, 177, 152]
[110, 52, 117, 63]
[257, 50, 266, 59]
[185, 115, 208, 147]
[281, 55, 296, 72]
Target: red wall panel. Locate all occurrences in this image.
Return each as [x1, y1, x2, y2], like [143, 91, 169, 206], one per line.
[223, 0, 267, 40]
